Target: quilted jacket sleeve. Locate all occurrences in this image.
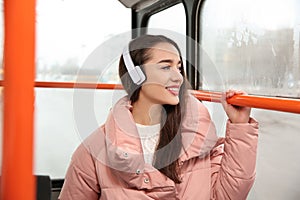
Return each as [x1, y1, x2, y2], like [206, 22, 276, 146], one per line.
[210, 119, 259, 200]
[58, 143, 101, 200]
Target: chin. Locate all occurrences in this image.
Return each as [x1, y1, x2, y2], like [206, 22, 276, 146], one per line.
[163, 97, 180, 105]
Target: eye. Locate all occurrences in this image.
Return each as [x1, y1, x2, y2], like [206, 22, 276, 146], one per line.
[161, 66, 171, 70]
[177, 66, 182, 72]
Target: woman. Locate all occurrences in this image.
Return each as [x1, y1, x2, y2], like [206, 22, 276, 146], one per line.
[59, 35, 258, 199]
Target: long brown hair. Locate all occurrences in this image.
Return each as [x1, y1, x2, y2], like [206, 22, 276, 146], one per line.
[119, 35, 189, 183]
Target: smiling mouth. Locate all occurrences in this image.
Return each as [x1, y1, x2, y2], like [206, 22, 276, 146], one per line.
[166, 86, 180, 96]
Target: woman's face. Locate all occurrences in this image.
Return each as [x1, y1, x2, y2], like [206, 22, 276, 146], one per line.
[139, 42, 184, 105]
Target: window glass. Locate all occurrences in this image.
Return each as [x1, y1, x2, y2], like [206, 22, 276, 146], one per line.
[148, 3, 186, 58]
[200, 0, 300, 98]
[36, 0, 130, 82]
[148, 3, 185, 35]
[34, 0, 130, 178]
[200, 1, 300, 199]
[0, 0, 130, 179]
[34, 88, 126, 178]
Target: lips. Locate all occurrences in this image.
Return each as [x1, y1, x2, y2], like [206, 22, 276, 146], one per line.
[166, 85, 180, 96]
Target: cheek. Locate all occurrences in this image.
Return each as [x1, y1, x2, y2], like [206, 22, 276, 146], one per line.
[142, 84, 166, 95]
[144, 71, 168, 86]
[141, 84, 180, 105]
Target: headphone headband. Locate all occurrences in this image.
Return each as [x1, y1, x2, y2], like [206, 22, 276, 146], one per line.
[122, 45, 146, 85]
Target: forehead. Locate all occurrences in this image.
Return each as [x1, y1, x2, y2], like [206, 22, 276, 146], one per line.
[149, 42, 180, 60]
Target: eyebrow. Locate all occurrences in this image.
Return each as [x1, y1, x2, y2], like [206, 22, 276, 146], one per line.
[157, 59, 182, 65]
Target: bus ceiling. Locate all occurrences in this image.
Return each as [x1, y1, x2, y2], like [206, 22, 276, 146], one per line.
[119, 0, 163, 11]
[118, 0, 182, 11]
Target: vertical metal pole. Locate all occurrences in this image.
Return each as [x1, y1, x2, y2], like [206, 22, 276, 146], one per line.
[1, 0, 36, 199]
[182, 0, 198, 89]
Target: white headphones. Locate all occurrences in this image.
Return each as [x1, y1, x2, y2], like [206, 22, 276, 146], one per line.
[122, 45, 146, 85]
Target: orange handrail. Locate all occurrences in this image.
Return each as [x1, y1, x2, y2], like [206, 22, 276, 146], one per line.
[192, 90, 300, 114]
[1, 0, 36, 199]
[34, 81, 123, 89]
[1, 81, 299, 114]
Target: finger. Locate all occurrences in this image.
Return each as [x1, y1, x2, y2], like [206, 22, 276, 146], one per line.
[234, 90, 247, 95]
[226, 89, 247, 97]
[226, 90, 235, 98]
[221, 92, 228, 107]
[221, 92, 227, 102]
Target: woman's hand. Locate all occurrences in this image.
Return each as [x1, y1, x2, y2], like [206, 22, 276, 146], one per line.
[221, 89, 251, 123]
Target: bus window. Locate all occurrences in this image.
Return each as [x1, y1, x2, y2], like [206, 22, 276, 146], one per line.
[200, 0, 300, 98]
[36, 0, 129, 83]
[0, 0, 130, 179]
[199, 0, 300, 199]
[34, 0, 130, 179]
[148, 3, 185, 34]
[148, 3, 186, 54]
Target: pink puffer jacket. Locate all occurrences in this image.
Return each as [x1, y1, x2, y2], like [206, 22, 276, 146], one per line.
[59, 94, 259, 200]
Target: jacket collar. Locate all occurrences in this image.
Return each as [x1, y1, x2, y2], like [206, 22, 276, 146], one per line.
[104, 93, 218, 189]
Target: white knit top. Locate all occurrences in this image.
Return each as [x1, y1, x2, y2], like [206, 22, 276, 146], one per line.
[136, 123, 160, 165]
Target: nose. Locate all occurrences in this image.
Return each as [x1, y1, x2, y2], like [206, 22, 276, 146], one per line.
[170, 67, 183, 83]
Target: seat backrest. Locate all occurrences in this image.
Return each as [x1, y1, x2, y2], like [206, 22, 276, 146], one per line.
[51, 179, 64, 200]
[36, 175, 51, 200]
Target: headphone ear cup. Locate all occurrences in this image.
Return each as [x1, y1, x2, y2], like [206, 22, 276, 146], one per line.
[122, 45, 146, 85]
[128, 66, 146, 85]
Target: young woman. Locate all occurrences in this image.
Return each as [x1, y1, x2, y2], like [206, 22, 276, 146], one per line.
[59, 35, 258, 199]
